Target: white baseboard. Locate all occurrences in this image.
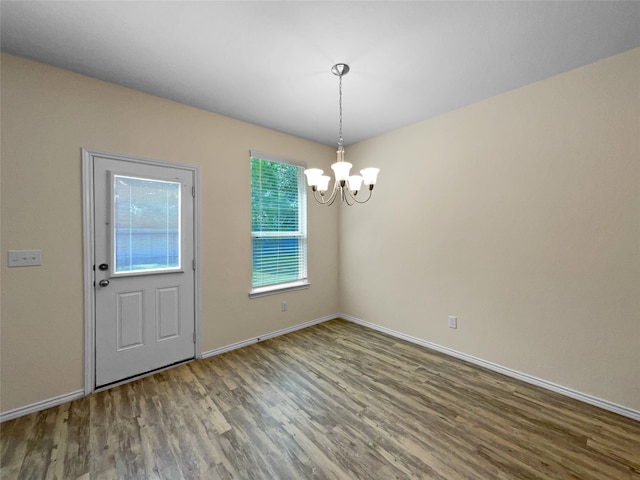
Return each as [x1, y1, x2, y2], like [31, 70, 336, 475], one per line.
[0, 390, 85, 423]
[339, 314, 640, 423]
[201, 314, 335, 359]
[5, 314, 637, 424]
[1, 315, 334, 423]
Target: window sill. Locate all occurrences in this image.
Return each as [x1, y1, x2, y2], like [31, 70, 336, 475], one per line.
[249, 280, 310, 298]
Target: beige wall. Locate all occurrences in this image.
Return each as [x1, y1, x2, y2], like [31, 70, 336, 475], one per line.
[0, 54, 338, 413]
[2, 48, 639, 416]
[340, 48, 640, 411]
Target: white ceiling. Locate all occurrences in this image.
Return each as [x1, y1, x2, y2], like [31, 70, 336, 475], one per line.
[1, 1, 639, 146]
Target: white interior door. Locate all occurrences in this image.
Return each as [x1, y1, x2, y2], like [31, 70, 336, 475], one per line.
[93, 155, 195, 387]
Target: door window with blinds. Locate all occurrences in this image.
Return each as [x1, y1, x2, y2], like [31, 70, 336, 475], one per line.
[112, 174, 181, 274]
[250, 151, 309, 297]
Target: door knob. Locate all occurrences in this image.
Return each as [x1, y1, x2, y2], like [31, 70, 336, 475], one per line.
[99, 279, 110, 287]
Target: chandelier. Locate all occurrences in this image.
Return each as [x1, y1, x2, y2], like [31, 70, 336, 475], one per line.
[304, 63, 380, 206]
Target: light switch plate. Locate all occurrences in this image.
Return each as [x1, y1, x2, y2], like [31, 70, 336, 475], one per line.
[8, 250, 42, 267]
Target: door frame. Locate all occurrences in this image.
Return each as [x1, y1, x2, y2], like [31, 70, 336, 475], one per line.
[82, 148, 201, 395]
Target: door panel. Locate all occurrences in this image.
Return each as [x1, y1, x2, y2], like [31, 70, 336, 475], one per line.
[117, 290, 144, 350]
[94, 155, 195, 387]
[157, 286, 180, 340]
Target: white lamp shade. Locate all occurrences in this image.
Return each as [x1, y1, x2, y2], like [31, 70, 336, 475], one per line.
[331, 161, 352, 182]
[347, 175, 363, 192]
[317, 175, 331, 193]
[304, 168, 324, 187]
[360, 167, 380, 186]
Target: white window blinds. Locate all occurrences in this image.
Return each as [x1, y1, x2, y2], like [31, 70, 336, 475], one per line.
[250, 152, 308, 295]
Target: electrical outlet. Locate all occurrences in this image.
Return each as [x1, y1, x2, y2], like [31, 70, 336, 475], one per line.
[281, 301, 288, 312]
[448, 316, 457, 329]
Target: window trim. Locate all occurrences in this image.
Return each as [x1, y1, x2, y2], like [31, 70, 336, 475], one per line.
[249, 150, 309, 298]
[249, 279, 310, 299]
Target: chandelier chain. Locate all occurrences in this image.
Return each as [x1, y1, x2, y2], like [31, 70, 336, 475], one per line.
[338, 73, 343, 147]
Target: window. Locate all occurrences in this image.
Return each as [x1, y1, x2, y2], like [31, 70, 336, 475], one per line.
[250, 151, 308, 297]
[113, 175, 181, 274]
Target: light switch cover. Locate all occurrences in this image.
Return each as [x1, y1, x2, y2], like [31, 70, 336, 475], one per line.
[8, 250, 42, 267]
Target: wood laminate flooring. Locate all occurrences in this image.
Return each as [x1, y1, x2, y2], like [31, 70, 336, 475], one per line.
[1, 319, 639, 479]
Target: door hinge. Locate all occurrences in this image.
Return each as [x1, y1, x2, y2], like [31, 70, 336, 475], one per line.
[193, 332, 196, 343]
[192, 186, 196, 197]
[192, 259, 196, 271]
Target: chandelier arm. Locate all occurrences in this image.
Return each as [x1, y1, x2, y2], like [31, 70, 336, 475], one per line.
[313, 189, 334, 205]
[341, 185, 355, 206]
[349, 187, 374, 204]
[312, 179, 339, 205]
[312, 190, 329, 204]
[340, 185, 373, 205]
[326, 182, 340, 205]
[322, 182, 340, 206]
[343, 188, 356, 206]
[327, 190, 339, 206]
